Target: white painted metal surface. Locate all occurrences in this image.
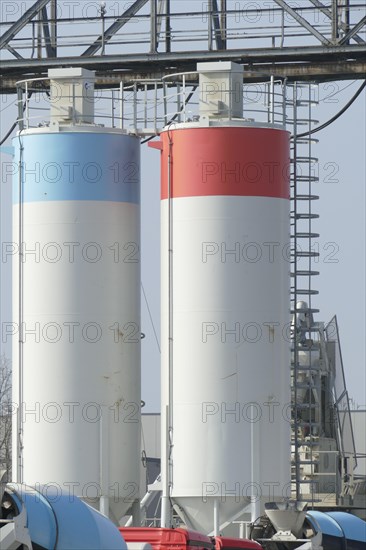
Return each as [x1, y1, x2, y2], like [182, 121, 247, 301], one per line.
[11, 127, 141, 523]
[159, 121, 291, 532]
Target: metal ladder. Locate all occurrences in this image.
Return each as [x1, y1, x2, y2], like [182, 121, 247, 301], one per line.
[288, 82, 321, 504]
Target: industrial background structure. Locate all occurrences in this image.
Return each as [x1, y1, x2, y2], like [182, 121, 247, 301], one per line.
[1, 0, 366, 90]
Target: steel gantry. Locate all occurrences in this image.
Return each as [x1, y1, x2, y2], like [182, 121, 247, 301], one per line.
[1, 0, 366, 92]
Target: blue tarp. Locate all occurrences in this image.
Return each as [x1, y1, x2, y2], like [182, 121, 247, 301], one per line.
[307, 511, 344, 538]
[307, 510, 366, 544]
[8, 484, 127, 550]
[327, 511, 366, 543]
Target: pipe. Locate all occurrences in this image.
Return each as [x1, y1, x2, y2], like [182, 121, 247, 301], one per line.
[250, 404, 260, 523]
[161, 406, 170, 527]
[99, 406, 109, 517]
[161, 130, 174, 528]
[213, 498, 220, 536]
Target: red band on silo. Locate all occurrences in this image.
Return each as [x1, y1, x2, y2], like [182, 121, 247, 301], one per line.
[158, 127, 290, 200]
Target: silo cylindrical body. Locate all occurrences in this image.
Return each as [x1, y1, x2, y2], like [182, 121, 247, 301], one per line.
[12, 127, 141, 523]
[158, 123, 291, 533]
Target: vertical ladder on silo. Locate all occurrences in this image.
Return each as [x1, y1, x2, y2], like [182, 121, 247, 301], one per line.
[288, 82, 321, 505]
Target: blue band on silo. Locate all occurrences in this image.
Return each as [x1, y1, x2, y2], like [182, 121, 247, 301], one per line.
[12, 132, 140, 204]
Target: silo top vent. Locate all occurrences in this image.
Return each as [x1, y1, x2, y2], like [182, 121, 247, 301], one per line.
[48, 68, 95, 124]
[197, 61, 243, 120]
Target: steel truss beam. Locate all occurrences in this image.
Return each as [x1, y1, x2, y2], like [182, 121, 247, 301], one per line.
[220, 0, 227, 50]
[309, 0, 365, 44]
[41, 6, 55, 58]
[3, 59, 365, 94]
[339, 15, 366, 45]
[2, 43, 365, 72]
[1, 1, 365, 93]
[156, 0, 167, 49]
[0, 0, 51, 50]
[211, 0, 224, 50]
[82, 0, 149, 57]
[5, 45, 24, 60]
[1, 51, 365, 94]
[273, 0, 332, 45]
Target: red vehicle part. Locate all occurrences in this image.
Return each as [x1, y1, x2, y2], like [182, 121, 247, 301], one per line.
[214, 536, 263, 549]
[119, 528, 264, 550]
[119, 527, 213, 550]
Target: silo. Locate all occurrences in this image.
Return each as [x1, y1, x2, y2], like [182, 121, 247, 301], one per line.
[154, 63, 291, 534]
[11, 69, 141, 523]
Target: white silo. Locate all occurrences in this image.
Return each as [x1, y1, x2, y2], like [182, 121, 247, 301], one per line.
[11, 68, 141, 523]
[153, 63, 291, 533]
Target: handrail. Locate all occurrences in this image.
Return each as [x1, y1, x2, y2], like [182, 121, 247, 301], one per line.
[16, 73, 288, 133]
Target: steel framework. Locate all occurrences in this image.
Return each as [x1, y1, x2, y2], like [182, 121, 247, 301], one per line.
[1, 0, 366, 92]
